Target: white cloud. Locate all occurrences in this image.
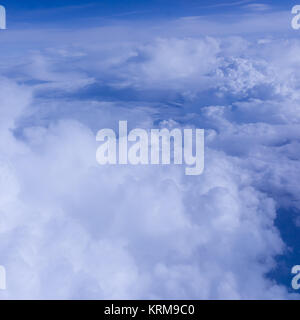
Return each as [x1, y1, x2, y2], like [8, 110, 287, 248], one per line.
[243, 3, 271, 12]
[0, 14, 299, 299]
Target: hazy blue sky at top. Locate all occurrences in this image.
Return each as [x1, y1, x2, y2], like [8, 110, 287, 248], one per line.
[1, 0, 296, 28]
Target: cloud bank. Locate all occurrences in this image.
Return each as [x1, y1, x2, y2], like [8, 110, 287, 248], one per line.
[0, 11, 299, 299]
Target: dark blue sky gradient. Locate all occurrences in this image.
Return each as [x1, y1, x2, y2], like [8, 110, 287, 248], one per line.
[0, 0, 295, 28]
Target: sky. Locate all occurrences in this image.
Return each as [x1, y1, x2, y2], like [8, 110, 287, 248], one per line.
[0, 0, 300, 299]
[0, 0, 295, 28]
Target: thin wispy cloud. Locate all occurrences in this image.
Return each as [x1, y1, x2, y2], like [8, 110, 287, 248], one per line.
[197, 0, 253, 9]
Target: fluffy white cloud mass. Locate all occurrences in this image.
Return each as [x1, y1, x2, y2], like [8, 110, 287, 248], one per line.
[0, 14, 299, 299]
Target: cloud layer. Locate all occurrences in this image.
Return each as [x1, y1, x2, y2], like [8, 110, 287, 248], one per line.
[0, 12, 299, 299]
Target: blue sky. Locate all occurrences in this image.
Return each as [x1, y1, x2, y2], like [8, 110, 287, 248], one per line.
[1, 0, 296, 27]
[1, 0, 291, 12]
[0, 0, 299, 299]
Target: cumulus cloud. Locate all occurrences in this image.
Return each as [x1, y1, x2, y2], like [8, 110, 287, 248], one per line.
[0, 11, 299, 299]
